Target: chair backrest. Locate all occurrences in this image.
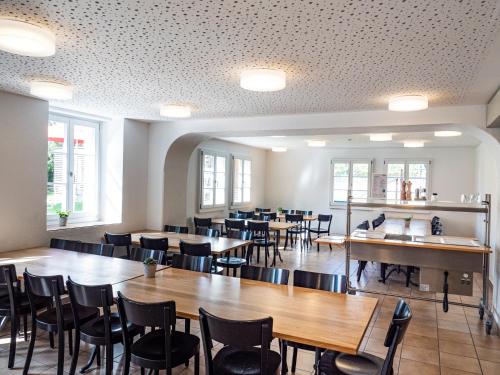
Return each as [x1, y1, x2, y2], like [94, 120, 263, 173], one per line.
[261, 212, 277, 221]
[240, 265, 289, 285]
[281, 209, 292, 214]
[179, 241, 212, 256]
[285, 213, 304, 223]
[130, 248, 166, 265]
[0, 264, 20, 311]
[195, 227, 220, 237]
[237, 210, 254, 219]
[50, 238, 81, 251]
[139, 236, 169, 251]
[227, 229, 253, 241]
[164, 225, 189, 233]
[194, 217, 212, 228]
[317, 214, 332, 223]
[255, 208, 271, 213]
[230, 212, 247, 219]
[171, 254, 213, 273]
[295, 210, 312, 215]
[372, 214, 385, 229]
[380, 299, 412, 375]
[199, 307, 274, 375]
[225, 219, 246, 233]
[293, 270, 347, 293]
[357, 220, 370, 230]
[247, 221, 270, 241]
[104, 232, 131, 246]
[79, 242, 114, 257]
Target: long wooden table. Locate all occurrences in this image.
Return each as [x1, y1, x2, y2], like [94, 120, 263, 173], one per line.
[0, 247, 166, 284]
[313, 235, 346, 249]
[114, 268, 378, 358]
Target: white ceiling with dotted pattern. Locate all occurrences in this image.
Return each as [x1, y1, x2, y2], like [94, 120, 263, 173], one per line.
[0, 0, 499, 120]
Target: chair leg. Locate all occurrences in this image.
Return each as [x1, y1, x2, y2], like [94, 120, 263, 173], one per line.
[123, 344, 131, 375]
[257, 245, 260, 263]
[69, 330, 80, 375]
[49, 332, 55, 348]
[264, 245, 268, 268]
[284, 232, 289, 250]
[105, 340, 113, 375]
[96, 345, 101, 367]
[233, 267, 237, 277]
[291, 347, 298, 373]
[280, 341, 288, 375]
[314, 348, 321, 375]
[184, 319, 190, 366]
[8, 315, 19, 369]
[23, 321, 37, 375]
[23, 314, 28, 341]
[194, 351, 200, 375]
[57, 329, 65, 375]
[68, 329, 73, 356]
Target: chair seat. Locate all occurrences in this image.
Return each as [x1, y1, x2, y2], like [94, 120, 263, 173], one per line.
[333, 352, 384, 375]
[80, 312, 140, 344]
[0, 293, 48, 315]
[287, 228, 306, 234]
[213, 345, 281, 375]
[308, 228, 329, 234]
[318, 350, 342, 375]
[131, 329, 199, 368]
[217, 257, 247, 268]
[253, 239, 275, 246]
[37, 303, 99, 332]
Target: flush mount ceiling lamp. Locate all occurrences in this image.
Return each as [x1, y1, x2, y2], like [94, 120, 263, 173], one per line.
[30, 80, 73, 100]
[270, 135, 286, 138]
[388, 95, 428, 112]
[240, 68, 286, 92]
[434, 130, 462, 137]
[0, 18, 55, 57]
[271, 147, 287, 152]
[369, 133, 392, 142]
[403, 141, 425, 148]
[160, 104, 192, 118]
[307, 140, 326, 147]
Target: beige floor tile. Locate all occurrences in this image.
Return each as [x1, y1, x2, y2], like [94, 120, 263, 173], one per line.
[368, 327, 387, 340]
[439, 352, 481, 374]
[398, 358, 440, 375]
[475, 346, 500, 363]
[438, 329, 473, 345]
[401, 346, 439, 366]
[480, 359, 500, 375]
[437, 320, 470, 333]
[440, 366, 478, 375]
[403, 333, 438, 350]
[439, 339, 476, 358]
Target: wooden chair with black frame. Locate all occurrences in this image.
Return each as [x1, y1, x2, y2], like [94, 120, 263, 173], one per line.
[308, 214, 333, 251]
[284, 213, 308, 251]
[164, 224, 189, 233]
[104, 232, 132, 259]
[318, 299, 412, 375]
[217, 230, 252, 276]
[355, 220, 370, 282]
[247, 221, 278, 268]
[281, 270, 347, 375]
[139, 236, 170, 264]
[240, 264, 290, 285]
[193, 217, 213, 232]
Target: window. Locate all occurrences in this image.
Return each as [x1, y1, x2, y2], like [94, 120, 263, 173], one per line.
[330, 160, 372, 204]
[47, 113, 100, 222]
[232, 156, 251, 205]
[200, 150, 227, 209]
[385, 160, 431, 200]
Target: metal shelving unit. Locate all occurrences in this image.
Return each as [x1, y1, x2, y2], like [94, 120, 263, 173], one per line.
[345, 194, 493, 334]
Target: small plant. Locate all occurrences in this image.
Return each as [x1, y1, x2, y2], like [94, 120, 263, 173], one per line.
[56, 210, 71, 218]
[143, 257, 157, 265]
[277, 207, 283, 213]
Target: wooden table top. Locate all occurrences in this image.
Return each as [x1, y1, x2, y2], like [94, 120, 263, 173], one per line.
[212, 218, 299, 231]
[132, 232, 251, 255]
[0, 247, 165, 284]
[313, 235, 346, 248]
[349, 230, 491, 254]
[277, 214, 318, 221]
[114, 268, 378, 354]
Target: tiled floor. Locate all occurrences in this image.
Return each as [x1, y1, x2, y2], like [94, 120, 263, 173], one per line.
[0, 242, 498, 374]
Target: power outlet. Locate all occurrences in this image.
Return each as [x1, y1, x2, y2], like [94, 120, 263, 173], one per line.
[420, 284, 430, 292]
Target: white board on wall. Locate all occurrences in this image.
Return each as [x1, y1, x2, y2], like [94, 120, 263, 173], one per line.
[372, 173, 387, 198]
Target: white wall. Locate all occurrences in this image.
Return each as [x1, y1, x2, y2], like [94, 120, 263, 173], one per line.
[264, 146, 477, 236]
[184, 139, 267, 226]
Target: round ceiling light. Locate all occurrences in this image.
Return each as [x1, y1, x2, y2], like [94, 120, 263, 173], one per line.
[434, 131, 462, 137]
[160, 104, 192, 118]
[240, 68, 286, 92]
[30, 80, 73, 100]
[0, 18, 55, 57]
[271, 147, 287, 152]
[388, 95, 428, 112]
[307, 140, 326, 147]
[369, 133, 392, 142]
[404, 141, 425, 148]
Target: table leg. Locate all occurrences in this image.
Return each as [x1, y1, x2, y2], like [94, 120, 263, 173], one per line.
[280, 340, 288, 375]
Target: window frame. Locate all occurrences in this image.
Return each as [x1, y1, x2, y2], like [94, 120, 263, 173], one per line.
[199, 149, 228, 210]
[384, 159, 432, 200]
[329, 159, 373, 206]
[47, 112, 101, 224]
[230, 155, 252, 207]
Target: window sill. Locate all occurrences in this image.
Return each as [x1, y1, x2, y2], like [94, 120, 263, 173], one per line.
[47, 220, 111, 232]
[197, 207, 226, 214]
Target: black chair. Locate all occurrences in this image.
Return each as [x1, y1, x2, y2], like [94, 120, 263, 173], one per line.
[117, 292, 200, 375]
[179, 241, 224, 274]
[199, 307, 281, 375]
[50, 238, 82, 251]
[229, 212, 248, 219]
[308, 214, 333, 252]
[217, 230, 251, 276]
[0, 265, 50, 369]
[237, 210, 255, 219]
[372, 214, 385, 230]
[172, 254, 213, 273]
[256, 208, 271, 213]
[248, 221, 277, 268]
[225, 218, 246, 238]
[23, 270, 99, 375]
[104, 232, 132, 259]
[261, 212, 277, 221]
[194, 217, 212, 231]
[139, 236, 170, 264]
[356, 221, 370, 282]
[195, 227, 220, 237]
[164, 224, 189, 233]
[79, 242, 114, 257]
[66, 278, 142, 375]
[284, 214, 307, 250]
[295, 210, 312, 215]
[130, 247, 166, 265]
[282, 270, 347, 375]
[319, 299, 412, 375]
[240, 265, 290, 285]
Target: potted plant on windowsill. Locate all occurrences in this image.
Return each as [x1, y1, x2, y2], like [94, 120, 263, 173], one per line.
[143, 257, 157, 278]
[56, 210, 71, 227]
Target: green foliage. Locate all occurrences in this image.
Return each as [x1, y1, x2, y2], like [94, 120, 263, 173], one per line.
[143, 257, 157, 265]
[56, 210, 71, 218]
